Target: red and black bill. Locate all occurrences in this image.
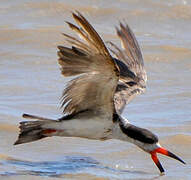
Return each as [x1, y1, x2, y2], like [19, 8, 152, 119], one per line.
[150, 147, 186, 173]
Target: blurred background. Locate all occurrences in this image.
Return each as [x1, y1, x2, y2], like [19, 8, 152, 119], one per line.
[0, 0, 191, 179]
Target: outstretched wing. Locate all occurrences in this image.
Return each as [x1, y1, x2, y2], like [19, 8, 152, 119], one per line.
[109, 23, 147, 113]
[58, 12, 119, 118]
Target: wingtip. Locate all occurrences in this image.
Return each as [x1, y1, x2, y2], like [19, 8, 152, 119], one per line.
[119, 22, 125, 29]
[116, 26, 122, 36]
[57, 45, 64, 50]
[72, 11, 79, 20]
[22, 113, 27, 118]
[65, 21, 70, 25]
[61, 32, 69, 38]
[65, 21, 79, 31]
[22, 113, 31, 118]
[13, 140, 20, 145]
[75, 10, 82, 17]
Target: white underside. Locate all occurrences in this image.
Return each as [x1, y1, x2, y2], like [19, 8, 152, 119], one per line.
[42, 115, 113, 140]
[41, 115, 160, 153]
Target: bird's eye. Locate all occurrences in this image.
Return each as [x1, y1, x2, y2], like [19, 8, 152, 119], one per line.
[126, 81, 136, 87]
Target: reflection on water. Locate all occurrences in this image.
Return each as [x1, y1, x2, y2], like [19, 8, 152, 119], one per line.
[1, 156, 158, 179]
[1, 156, 99, 177]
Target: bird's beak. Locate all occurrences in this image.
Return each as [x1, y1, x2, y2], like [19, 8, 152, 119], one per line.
[150, 147, 186, 174]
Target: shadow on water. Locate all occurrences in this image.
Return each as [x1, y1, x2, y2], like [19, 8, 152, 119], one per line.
[0, 156, 162, 179]
[0, 156, 98, 177]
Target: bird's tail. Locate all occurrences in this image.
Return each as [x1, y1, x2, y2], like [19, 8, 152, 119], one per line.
[14, 114, 58, 145]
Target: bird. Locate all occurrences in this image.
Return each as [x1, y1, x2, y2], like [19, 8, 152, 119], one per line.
[14, 12, 185, 174]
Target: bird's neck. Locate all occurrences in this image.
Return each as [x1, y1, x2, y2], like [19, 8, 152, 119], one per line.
[111, 113, 159, 153]
[111, 114, 133, 142]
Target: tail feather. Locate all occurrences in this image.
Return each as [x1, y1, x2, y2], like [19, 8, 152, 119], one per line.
[14, 114, 57, 145]
[22, 113, 54, 121]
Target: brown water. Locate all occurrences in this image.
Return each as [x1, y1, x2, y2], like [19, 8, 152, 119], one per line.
[0, 0, 191, 179]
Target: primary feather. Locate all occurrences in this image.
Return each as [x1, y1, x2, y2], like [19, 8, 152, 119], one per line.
[58, 12, 119, 117]
[109, 23, 147, 113]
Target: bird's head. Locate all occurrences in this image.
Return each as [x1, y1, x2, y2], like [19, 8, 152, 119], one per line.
[119, 120, 186, 174]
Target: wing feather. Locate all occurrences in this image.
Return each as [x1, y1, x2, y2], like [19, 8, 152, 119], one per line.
[72, 12, 111, 57]
[58, 12, 119, 116]
[109, 23, 147, 113]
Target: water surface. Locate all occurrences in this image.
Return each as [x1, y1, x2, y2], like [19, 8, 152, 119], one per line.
[0, 0, 191, 179]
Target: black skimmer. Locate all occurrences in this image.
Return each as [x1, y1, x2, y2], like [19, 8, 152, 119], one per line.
[14, 12, 185, 174]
